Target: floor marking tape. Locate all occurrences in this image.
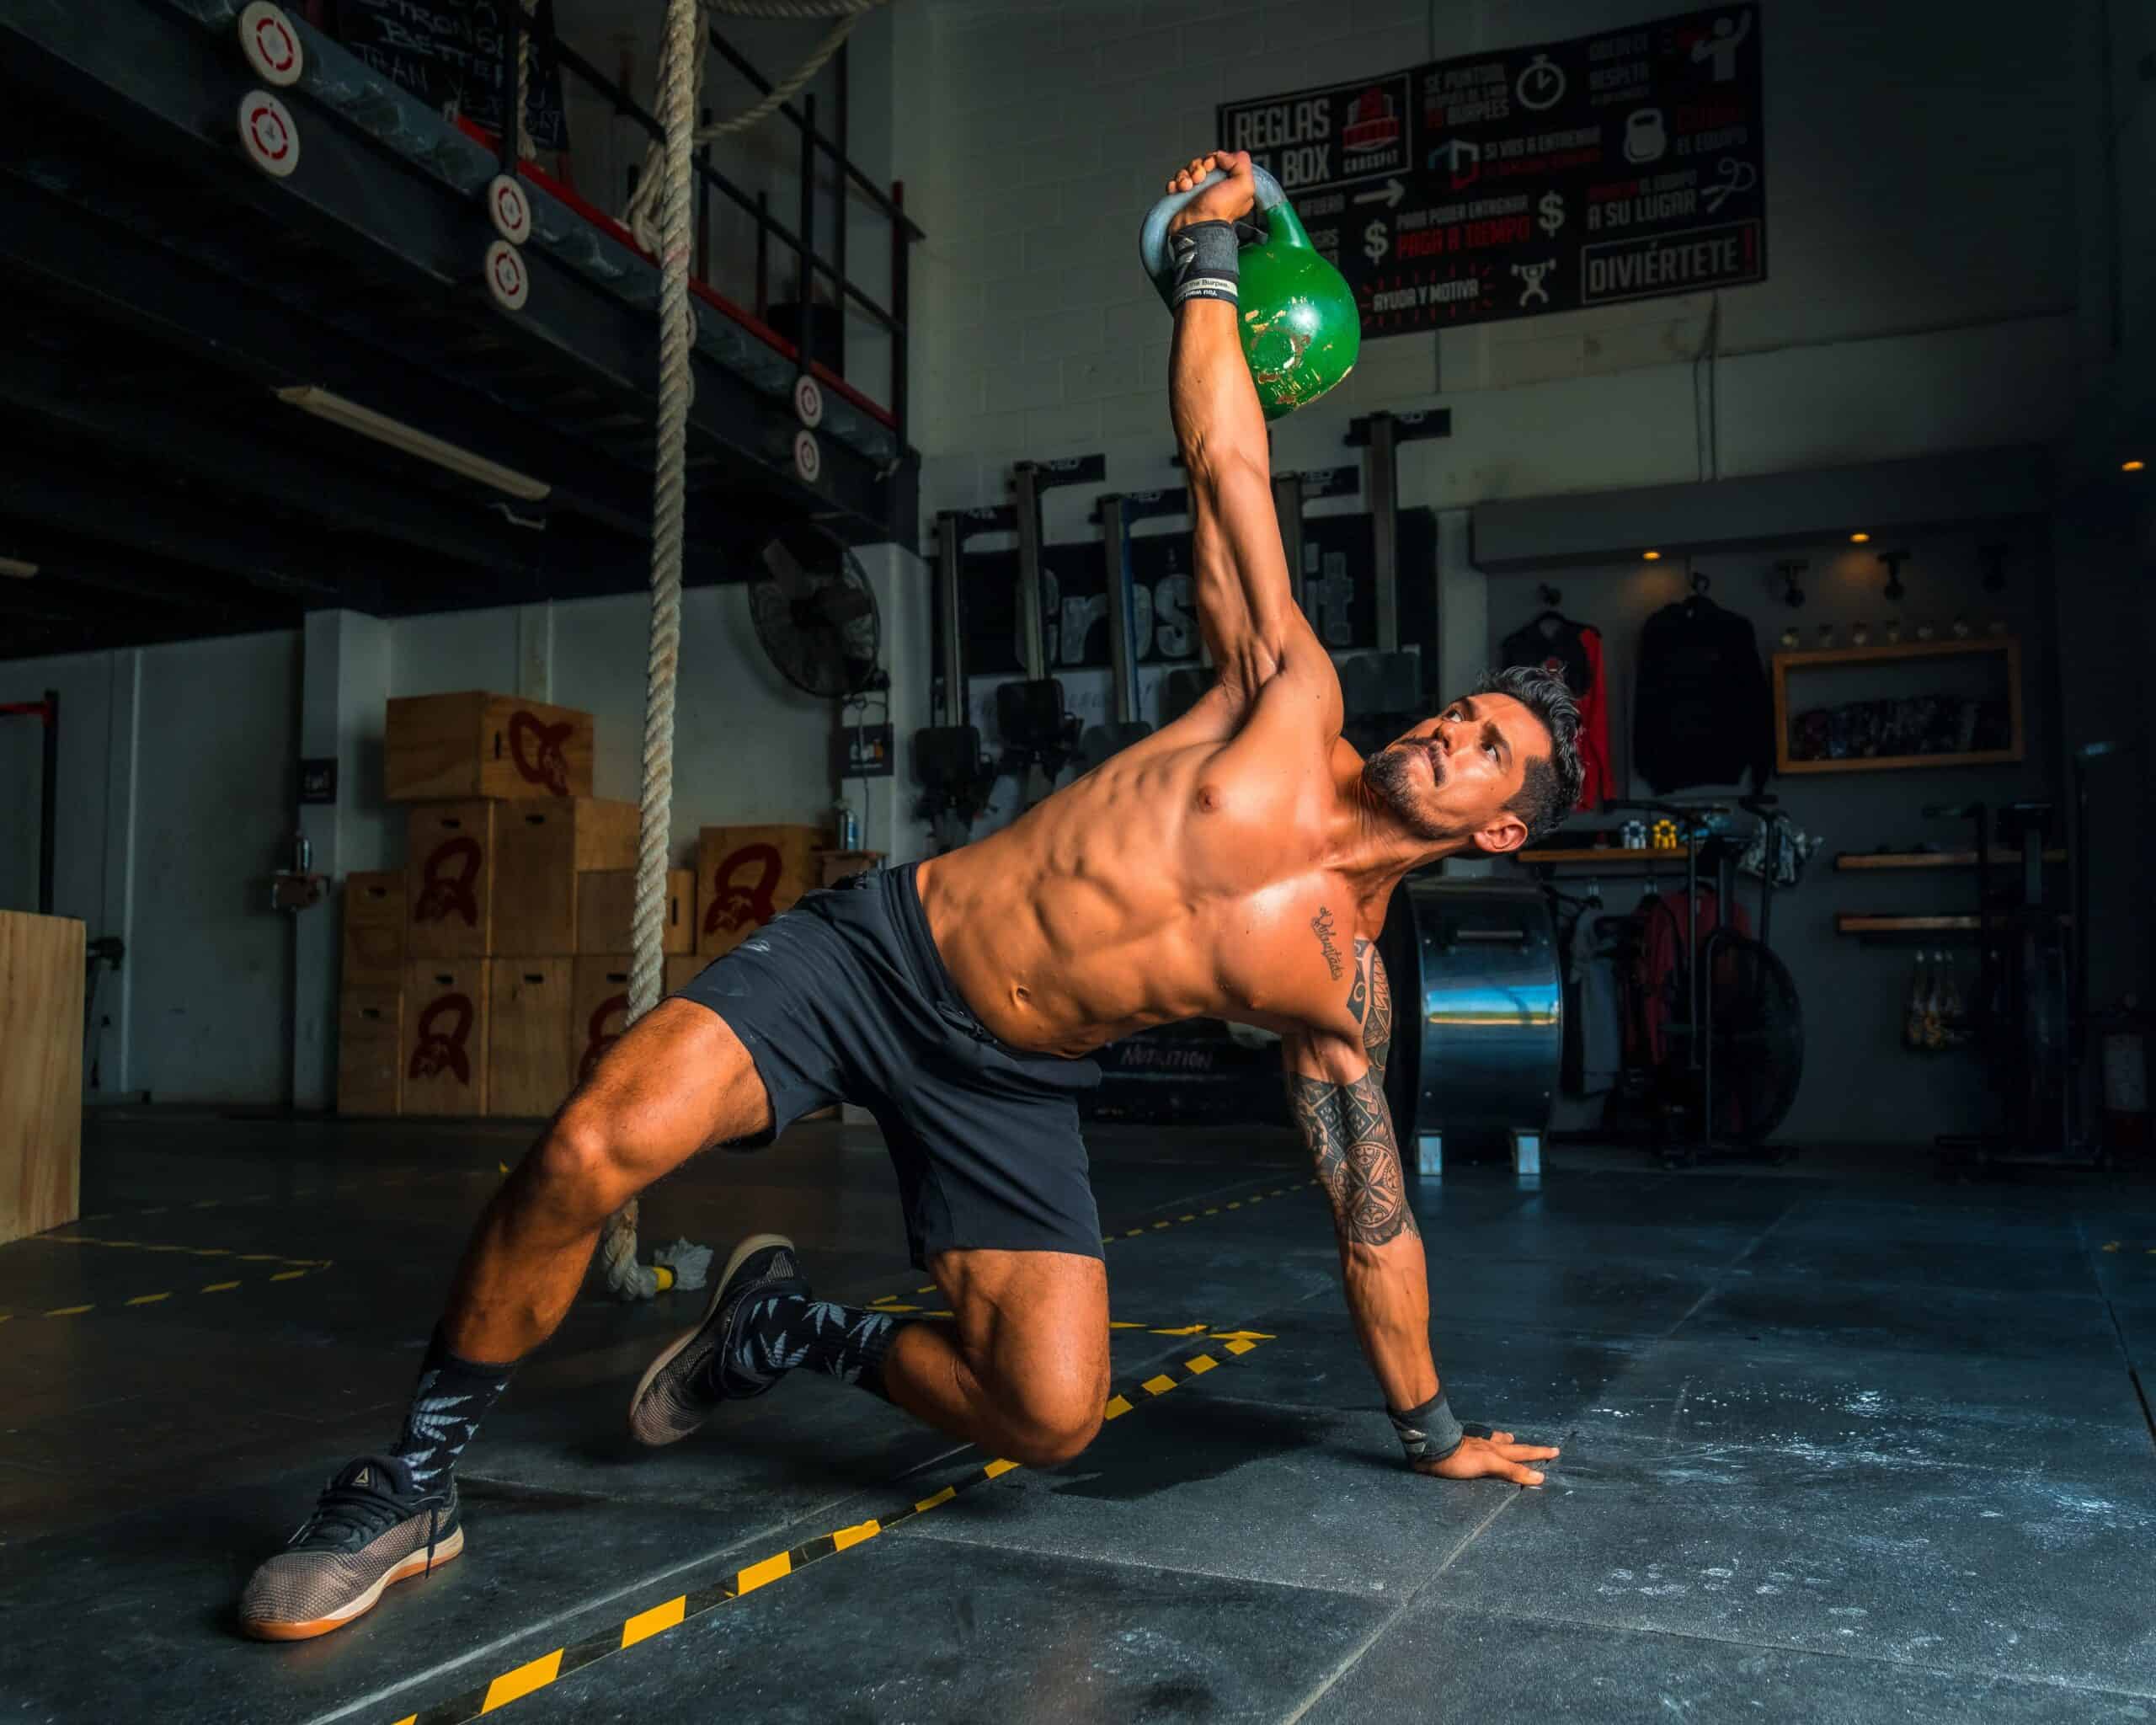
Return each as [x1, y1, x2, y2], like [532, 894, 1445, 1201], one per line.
[0, 1266, 328, 1324]
[24, 1235, 329, 1268]
[394, 1329, 1275, 1725]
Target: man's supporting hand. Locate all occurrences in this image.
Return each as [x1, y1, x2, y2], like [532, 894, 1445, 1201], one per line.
[1414, 1429, 1561, 1487]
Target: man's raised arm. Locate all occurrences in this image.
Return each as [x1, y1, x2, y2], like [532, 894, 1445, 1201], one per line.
[1161, 151, 1331, 713]
[1283, 938, 1556, 1486]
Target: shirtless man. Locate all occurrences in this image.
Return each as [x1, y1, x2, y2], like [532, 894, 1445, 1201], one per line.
[238, 149, 1578, 1642]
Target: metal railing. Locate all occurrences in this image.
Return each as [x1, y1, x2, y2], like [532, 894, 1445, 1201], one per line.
[493, 6, 921, 446]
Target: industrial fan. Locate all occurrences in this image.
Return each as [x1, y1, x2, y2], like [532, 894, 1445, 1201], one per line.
[748, 526, 883, 698]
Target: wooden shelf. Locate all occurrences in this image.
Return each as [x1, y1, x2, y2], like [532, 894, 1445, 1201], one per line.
[1773, 636, 2017, 670]
[1836, 911, 2071, 937]
[1835, 849, 2067, 871]
[1784, 748, 2020, 777]
[1772, 634, 2023, 777]
[1514, 847, 1688, 865]
[1837, 914, 1978, 935]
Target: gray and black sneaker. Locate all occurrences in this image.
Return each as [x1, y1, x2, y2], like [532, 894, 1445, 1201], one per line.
[237, 1455, 460, 1642]
[627, 1233, 803, 1447]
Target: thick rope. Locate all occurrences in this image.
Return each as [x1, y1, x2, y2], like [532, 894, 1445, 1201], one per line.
[600, 0, 702, 1301]
[621, 0, 889, 253]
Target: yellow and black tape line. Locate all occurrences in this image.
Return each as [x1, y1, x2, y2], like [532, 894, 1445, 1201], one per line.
[0, 1262, 334, 1323]
[27, 1233, 331, 1269]
[1100, 1178, 1321, 1247]
[387, 1328, 1277, 1725]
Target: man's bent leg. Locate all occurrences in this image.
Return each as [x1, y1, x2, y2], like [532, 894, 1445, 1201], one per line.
[238, 999, 772, 1641]
[440, 998, 773, 1365]
[883, 1249, 1110, 1467]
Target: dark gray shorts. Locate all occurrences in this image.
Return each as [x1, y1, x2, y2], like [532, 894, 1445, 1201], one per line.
[671, 863, 1103, 1269]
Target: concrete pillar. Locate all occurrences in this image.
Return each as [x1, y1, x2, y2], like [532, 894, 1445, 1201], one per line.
[854, 542, 932, 868]
[293, 610, 392, 1110]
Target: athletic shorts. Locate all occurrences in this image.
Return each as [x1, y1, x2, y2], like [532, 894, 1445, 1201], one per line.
[670, 862, 1104, 1268]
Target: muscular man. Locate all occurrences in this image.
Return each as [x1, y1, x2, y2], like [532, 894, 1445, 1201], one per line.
[238, 149, 1577, 1642]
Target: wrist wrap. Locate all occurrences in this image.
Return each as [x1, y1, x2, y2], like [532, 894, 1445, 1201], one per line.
[1388, 1391, 1466, 1465]
[1166, 219, 1241, 307]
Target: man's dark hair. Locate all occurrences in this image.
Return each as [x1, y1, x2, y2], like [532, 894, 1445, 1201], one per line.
[1474, 665, 1583, 843]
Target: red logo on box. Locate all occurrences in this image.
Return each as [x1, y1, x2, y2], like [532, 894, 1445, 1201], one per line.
[580, 993, 629, 1085]
[409, 994, 476, 1084]
[414, 836, 483, 927]
[703, 844, 782, 935]
[508, 710, 574, 794]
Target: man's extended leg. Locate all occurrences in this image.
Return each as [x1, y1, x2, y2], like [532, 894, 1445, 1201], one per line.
[237, 1000, 774, 1640]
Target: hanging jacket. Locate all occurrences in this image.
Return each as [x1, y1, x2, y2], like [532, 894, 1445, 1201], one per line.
[1631, 596, 1774, 793]
[1499, 612, 1614, 809]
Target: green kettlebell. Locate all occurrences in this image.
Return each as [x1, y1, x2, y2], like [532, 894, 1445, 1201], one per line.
[1139, 163, 1360, 420]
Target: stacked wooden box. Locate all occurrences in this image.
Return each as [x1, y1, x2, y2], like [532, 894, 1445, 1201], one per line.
[339, 691, 642, 1119]
[337, 691, 856, 1117]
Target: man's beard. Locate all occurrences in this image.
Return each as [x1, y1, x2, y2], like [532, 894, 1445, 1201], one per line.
[1363, 744, 1455, 842]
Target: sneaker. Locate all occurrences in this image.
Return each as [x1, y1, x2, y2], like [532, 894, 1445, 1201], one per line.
[627, 1232, 803, 1447]
[237, 1455, 461, 1642]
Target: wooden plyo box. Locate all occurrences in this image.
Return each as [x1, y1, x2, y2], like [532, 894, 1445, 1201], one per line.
[341, 871, 407, 987]
[1, 911, 83, 1244]
[818, 849, 884, 888]
[403, 959, 491, 1116]
[665, 953, 706, 996]
[574, 868, 695, 955]
[570, 956, 637, 1089]
[487, 959, 574, 1118]
[494, 798, 640, 954]
[406, 802, 496, 959]
[696, 824, 824, 958]
[337, 987, 403, 1116]
[385, 692, 595, 803]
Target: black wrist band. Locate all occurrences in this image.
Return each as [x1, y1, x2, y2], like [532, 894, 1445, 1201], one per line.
[1167, 218, 1240, 308]
[1388, 1391, 1466, 1464]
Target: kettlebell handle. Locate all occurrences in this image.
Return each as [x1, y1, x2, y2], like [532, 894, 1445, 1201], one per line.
[1138, 163, 1289, 288]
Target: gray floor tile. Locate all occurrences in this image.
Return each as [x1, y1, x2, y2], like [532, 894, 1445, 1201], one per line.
[1435, 1427, 2156, 1695]
[1299, 1599, 2156, 1724]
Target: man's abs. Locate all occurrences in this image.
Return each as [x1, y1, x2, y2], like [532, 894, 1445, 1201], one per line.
[916, 713, 1351, 1057]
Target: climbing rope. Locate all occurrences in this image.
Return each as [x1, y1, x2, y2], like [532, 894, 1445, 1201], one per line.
[600, 0, 889, 1299]
[621, 0, 889, 253]
[600, 0, 703, 1301]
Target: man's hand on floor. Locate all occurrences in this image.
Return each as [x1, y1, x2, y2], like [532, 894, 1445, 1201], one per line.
[1412, 1427, 1561, 1487]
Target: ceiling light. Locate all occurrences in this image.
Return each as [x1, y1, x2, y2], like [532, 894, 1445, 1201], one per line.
[1641, 549, 1662, 561]
[2124, 459, 2146, 473]
[274, 387, 552, 501]
[0, 556, 36, 579]
[1849, 531, 1870, 543]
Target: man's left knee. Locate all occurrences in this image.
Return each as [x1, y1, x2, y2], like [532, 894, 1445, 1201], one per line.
[996, 1372, 1106, 1467]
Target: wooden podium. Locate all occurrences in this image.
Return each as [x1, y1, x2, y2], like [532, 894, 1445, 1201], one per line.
[2, 911, 83, 1244]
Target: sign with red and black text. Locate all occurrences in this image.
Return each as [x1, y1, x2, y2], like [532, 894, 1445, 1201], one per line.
[1216, 4, 1764, 336]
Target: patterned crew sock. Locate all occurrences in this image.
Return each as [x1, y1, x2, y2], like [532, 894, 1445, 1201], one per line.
[710, 1294, 902, 1402]
[389, 1328, 516, 1493]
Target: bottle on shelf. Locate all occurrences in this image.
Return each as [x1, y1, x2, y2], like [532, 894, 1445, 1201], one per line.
[1939, 948, 1968, 1048]
[1904, 949, 1931, 1051]
[1921, 949, 1945, 1052]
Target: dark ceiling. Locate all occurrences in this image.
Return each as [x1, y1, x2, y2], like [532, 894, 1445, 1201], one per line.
[0, 2, 915, 664]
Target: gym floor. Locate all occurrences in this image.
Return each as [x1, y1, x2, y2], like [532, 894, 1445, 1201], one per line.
[2, 1118, 2153, 1724]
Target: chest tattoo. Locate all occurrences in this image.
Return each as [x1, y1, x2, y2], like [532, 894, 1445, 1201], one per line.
[1310, 906, 1344, 980]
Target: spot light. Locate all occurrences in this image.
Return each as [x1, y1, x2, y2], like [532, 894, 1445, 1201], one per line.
[1642, 549, 1662, 561]
[2124, 459, 2146, 473]
[1849, 531, 1870, 543]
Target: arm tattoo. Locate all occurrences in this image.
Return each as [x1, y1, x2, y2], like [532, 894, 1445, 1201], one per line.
[1357, 942, 1393, 1083]
[1286, 1068, 1417, 1247]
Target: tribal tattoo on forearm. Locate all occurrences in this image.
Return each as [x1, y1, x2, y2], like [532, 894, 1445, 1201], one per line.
[1287, 1068, 1416, 1246]
[1289, 943, 1413, 1247]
